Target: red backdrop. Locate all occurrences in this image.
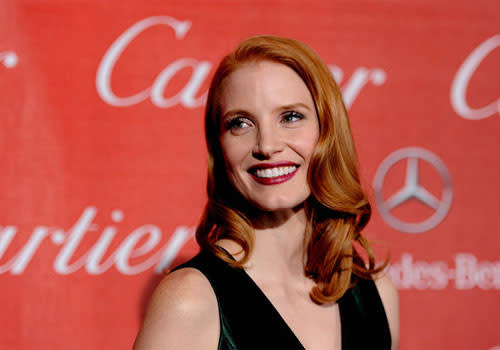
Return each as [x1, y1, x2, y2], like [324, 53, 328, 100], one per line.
[1, 0, 499, 349]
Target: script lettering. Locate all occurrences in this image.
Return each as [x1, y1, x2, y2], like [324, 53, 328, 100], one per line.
[96, 16, 211, 108]
[1, 207, 194, 275]
[0, 227, 50, 274]
[97, 16, 387, 110]
[451, 34, 500, 120]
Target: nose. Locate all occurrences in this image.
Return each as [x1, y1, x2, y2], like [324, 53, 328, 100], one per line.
[252, 125, 284, 160]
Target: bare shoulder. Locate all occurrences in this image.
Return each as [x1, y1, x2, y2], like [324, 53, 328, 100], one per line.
[133, 267, 220, 350]
[372, 271, 400, 350]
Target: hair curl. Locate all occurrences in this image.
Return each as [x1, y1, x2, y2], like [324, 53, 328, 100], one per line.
[196, 35, 389, 304]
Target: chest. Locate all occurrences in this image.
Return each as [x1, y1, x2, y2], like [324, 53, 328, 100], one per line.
[264, 290, 342, 350]
[187, 251, 392, 349]
[215, 276, 392, 350]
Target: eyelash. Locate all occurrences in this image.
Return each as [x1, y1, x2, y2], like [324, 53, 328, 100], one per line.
[224, 117, 251, 130]
[223, 111, 305, 131]
[281, 111, 304, 123]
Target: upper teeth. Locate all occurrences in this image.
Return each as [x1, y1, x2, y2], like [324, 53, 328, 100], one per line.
[254, 166, 296, 178]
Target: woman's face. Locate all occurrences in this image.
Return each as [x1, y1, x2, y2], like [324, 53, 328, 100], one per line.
[218, 60, 320, 212]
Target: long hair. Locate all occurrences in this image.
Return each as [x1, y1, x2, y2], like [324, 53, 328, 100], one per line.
[196, 35, 389, 304]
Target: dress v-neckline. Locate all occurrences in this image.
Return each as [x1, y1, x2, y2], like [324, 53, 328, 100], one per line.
[216, 246, 343, 349]
[239, 266, 306, 348]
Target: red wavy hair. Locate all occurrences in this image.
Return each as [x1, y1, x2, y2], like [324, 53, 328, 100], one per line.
[196, 35, 389, 304]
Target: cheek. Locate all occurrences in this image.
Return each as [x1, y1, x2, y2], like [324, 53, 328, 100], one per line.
[220, 137, 248, 176]
[293, 131, 319, 162]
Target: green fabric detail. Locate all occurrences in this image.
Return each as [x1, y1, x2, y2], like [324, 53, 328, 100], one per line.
[351, 284, 366, 317]
[218, 310, 237, 350]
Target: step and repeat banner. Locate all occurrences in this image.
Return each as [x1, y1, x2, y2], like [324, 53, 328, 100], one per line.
[1, 0, 499, 349]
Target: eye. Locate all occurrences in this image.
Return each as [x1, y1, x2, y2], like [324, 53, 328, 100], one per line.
[224, 117, 253, 132]
[281, 111, 304, 123]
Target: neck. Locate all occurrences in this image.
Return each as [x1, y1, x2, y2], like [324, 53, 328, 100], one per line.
[244, 207, 309, 283]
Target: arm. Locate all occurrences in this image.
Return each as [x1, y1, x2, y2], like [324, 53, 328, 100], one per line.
[133, 268, 220, 350]
[374, 272, 400, 350]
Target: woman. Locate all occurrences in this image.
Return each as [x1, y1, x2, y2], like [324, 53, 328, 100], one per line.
[134, 35, 399, 350]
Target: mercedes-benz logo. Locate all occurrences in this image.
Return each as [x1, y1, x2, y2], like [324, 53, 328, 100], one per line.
[373, 147, 453, 233]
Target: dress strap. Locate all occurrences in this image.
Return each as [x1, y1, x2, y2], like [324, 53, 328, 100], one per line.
[338, 277, 392, 349]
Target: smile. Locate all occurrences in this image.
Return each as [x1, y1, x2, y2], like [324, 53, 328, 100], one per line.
[248, 163, 299, 185]
[255, 166, 296, 178]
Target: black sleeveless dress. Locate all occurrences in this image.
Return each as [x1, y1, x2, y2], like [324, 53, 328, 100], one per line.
[172, 249, 391, 349]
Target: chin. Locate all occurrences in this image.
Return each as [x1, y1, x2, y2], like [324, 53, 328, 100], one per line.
[246, 195, 308, 213]
[230, 178, 310, 214]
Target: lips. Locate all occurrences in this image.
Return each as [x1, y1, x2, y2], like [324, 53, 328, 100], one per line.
[247, 162, 299, 185]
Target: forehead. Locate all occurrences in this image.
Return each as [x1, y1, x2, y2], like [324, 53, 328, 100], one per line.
[218, 60, 314, 113]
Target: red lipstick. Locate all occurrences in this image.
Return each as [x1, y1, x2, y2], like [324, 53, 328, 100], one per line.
[248, 162, 299, 185]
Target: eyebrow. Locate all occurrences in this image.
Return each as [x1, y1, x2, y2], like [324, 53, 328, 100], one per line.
[275, 103, 313, 113]
[222, 102, 313, 120]
[222, 109, 248, 120]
